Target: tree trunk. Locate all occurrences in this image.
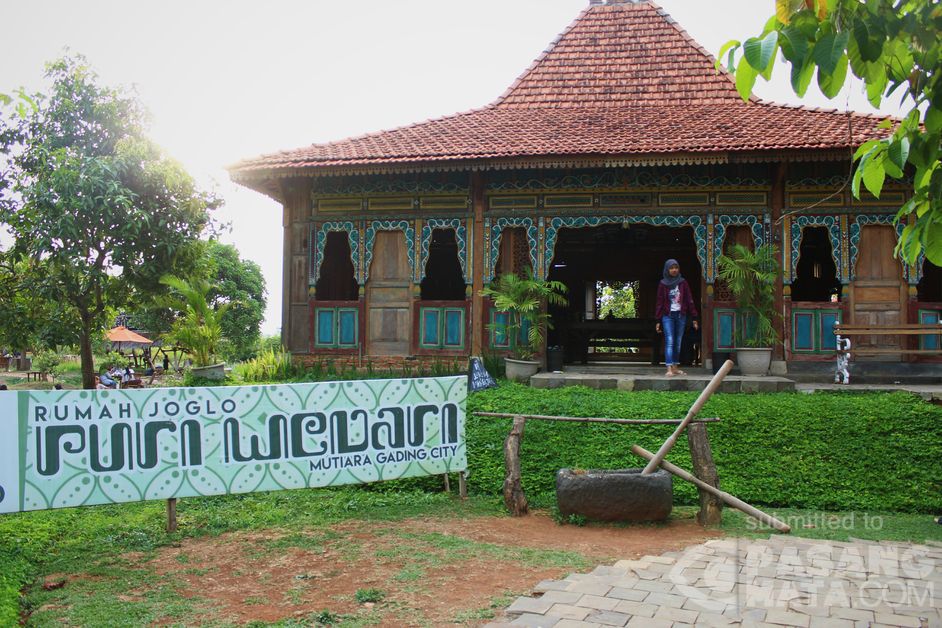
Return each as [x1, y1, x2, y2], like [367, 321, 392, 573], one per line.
[79, 312, 96, 390]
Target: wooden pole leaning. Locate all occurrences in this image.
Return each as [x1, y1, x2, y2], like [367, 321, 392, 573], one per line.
[641, 360, 734, 475]
[632, 445, 790, 533]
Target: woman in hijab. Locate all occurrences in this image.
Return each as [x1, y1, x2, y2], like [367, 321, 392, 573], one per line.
[655, 258, 698, 376]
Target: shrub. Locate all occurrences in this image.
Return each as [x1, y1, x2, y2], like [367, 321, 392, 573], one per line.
[97, 351, 126, 371]
[466, 384, 942, 513]
[235, 347, 303, 383]
[31, 350, 62, 380]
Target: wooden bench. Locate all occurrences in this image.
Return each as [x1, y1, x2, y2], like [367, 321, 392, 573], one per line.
[833, 323, 942, 355]
[26, 371, 46, 382]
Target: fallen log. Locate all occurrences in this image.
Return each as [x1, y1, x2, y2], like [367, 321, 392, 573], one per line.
[631, 444, 790, 533]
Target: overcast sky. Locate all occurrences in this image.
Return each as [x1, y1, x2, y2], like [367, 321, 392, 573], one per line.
[0, 1, 907, 335]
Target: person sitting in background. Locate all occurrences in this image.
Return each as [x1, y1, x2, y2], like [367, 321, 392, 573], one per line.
[98, 371, 117, 389]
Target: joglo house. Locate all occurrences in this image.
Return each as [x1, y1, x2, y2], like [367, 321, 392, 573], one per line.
[229, 0, 941, 372]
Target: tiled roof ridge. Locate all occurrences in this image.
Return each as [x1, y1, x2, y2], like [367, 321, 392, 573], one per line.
[489, 5, 593, 108]
[645, 0, 760, 105]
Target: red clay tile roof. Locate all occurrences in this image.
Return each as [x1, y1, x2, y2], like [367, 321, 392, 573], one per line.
[229, 1, 888, 179]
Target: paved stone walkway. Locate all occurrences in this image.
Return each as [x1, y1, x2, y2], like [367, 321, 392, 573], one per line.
[487, 535, 942, 627]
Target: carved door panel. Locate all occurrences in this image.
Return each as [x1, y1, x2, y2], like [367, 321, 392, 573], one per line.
[849, 225, 905, 358]
[366, 231, 411, 355]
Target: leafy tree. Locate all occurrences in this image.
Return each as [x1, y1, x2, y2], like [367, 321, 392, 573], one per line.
[0, 56, 219, 388]
[205, 241, 266, 361]
[721, 0, 942, 264]
[0, 251, 78, 352]
[160, 275, 230, 367]
[129, 240, 266, 361]
[597, 281, 637, 319]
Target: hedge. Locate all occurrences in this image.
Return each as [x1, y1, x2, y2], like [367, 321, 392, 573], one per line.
[466, 384, 942, 513]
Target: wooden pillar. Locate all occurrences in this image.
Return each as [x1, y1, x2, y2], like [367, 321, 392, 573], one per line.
[471, 173, 486, 355]
[281, 178, 314, 353]
[688, 423, 722, 526]
[702, 278, 713, 366]
[281, 201, 291, 351]
[771, 162, 788, 361]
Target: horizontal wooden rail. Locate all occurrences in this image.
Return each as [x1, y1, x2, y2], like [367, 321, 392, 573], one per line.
[842, 348, 941, 355]
[473, 412, 720, 425]
[834, 325, 942, 336]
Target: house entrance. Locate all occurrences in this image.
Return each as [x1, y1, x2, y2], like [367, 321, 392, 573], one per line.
[547, 224, 701, 365]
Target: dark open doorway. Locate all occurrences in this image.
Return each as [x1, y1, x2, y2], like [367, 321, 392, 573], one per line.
[918, 260, 942, 303]
[792, 226, 840, 302]
[420, 229, 465, 301]
[547, 224, 701, 365]
[316, 231, 358, 301]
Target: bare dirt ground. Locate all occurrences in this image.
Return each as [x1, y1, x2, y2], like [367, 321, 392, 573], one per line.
[145, 511, 719, 626]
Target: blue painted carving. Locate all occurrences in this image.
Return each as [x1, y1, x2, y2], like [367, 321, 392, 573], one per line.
[486, 217, 538, 283]
[363, 220, 415, 284]
[789, 216, 843, 284]
[420, 218, 469, 283]
[712, 215, 764, 283]
[848, 214, 908, 282]
[542, 215, 708, 280]
[312, 221, 359, 285]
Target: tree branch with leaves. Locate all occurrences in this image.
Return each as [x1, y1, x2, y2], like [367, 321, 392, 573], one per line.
[721, 0, 942, 264]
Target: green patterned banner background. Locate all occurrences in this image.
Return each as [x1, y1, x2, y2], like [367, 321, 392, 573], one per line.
[0, 376, 467, 514]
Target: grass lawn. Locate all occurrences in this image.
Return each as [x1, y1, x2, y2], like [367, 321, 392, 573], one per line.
[3, 487, 942, 627]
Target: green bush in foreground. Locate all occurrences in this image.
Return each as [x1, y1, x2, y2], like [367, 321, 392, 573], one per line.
[467, 384, 942, 513]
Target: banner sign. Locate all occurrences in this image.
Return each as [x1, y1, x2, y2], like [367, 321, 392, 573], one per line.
[0, 376, 467, 514]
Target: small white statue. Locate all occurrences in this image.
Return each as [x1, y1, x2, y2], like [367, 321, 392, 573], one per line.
[834, 334, 851, 384]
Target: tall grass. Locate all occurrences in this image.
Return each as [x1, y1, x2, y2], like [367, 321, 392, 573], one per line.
[234, 347, 302, 382]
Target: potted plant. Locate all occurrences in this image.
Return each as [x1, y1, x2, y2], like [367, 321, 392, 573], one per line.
[716, 243, 781, 376]
[160, 275, 230, 380]
[479, 270, 568, 382]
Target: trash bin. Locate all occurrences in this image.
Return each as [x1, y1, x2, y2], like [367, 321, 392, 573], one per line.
[711, 352, 732, 374]
[546, 346, 564, 372]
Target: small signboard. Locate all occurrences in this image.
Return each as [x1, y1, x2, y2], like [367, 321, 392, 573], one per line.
[468, 357, 497, 392]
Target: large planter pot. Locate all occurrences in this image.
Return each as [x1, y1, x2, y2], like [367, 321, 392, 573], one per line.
[556, 468, 673, 523]
[191, 363, 226, 380]
[504, 357, 539, 383]
[735, 347, 772, 376]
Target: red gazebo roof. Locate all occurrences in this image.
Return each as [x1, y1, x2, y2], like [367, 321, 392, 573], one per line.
[229, 0, 888, 188]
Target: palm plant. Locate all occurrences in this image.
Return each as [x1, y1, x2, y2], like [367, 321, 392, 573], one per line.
[716, 244, 781, 348]
[479, 269, 568, 360]
[160, 275, 230, 367]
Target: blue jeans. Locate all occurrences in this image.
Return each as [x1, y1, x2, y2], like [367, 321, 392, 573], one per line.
[662, 312, 686, 366]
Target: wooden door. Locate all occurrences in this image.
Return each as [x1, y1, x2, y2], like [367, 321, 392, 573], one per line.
[849, 225, 905, 359]
[366, 231, 412, 355]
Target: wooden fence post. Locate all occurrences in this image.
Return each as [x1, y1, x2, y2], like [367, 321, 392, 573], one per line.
[503, 415, 528, 516]
[166, 498, 177, 533]
[458, 471, 467, 499]
[688, 422, 723, 526]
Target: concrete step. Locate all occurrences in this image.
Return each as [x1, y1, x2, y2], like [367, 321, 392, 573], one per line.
[529, 372, 796, 392]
